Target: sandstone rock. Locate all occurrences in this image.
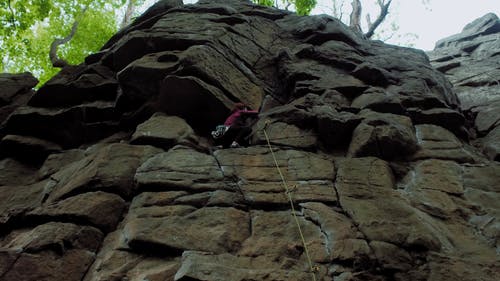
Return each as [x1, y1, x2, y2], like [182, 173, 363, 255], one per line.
[407, 107, 465, 135]
[0, 72, 38, 106]
[351, 88, 403, 114]
[430, 13, 500, 159]
[28, 191, 126, 232]
[0, 158, 37, 186]
[348, 110, 418, 160]
[82, 228, 180, 281]
[302, 202, 370, 261]
[369, 241, 412, 271]
[462, 163, 500, 247]
[47, 143, 161, 201]
[116, 50, 183, 111]
[130, 113, 198, 149]
[159, 75, 233, 133]
[215, 146, 334, 181]
[0, 134, 62, 164]
[239, 180, 337, 207]
[0, 73, 38, 125]
[252, 118, 318, 149]
[475, 101, 500, 134]
[1, 3, 499, 281]
[400, 160, 465, 219]
[37, 149, 86, 179]
[174, 251, 322, 281]
[124, 207, 249, 254]
[413, 124, 477, 163]
[214, 147, 336, 206]
[426, 253, 500, 281]
[3, 101, 120, 148]
[239, 210, 329, 262]
[335, 157, 441, 250]
[351, 62, 392, 87]
[0, 180, 51, 226]
[0, 222, 103, 253]
[135, 146, 227, 192]
[315, 105, 361, 147]
[28, 65, 118, 108]
[0, 249, 95, 281]
[0, 222, 102, 281]
[435, 13, 500, 48]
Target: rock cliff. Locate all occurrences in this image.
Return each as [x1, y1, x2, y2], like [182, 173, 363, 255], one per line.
[0, 1, 498, 280]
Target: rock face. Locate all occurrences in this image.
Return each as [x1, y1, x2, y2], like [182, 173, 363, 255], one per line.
[0, 1, 498, 280]
[429, 13, 500, 160]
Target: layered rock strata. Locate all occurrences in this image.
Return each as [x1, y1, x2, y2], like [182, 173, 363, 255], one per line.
[429, 13, 500, 160]
[0, 1, 498, 280]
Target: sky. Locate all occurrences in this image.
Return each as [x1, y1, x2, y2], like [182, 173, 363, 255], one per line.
[311, 0, 500, 50]
[139, 0, 500, 51]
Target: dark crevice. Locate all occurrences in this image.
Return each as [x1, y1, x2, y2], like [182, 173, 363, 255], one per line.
[172, 65, 241, 103]
[127, 239, 183, 258]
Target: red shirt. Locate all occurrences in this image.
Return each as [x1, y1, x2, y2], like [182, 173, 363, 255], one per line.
[224, 109, 258, 126]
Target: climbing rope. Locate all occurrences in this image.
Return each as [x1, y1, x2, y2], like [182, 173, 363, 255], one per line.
[262, 120, 318, 281]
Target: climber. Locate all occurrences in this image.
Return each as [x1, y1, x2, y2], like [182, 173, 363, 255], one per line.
[211, 102, 258, 148]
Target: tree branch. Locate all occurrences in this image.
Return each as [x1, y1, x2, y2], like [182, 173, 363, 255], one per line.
[120, 0, 136, 29]
[7, 0, 16, 27]
[364, 0, 392, 38]
[49, 5, 88, 68]
[349, 0, 362, 33]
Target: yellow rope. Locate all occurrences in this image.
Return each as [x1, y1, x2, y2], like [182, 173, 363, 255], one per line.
[262, 122, 318, 281]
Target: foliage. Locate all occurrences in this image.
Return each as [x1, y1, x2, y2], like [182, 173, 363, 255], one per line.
[253, 0, 318, 16]
[0, 0, 128, 86]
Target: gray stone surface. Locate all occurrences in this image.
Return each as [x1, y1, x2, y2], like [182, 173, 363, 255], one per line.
[0, 3, 498, 281]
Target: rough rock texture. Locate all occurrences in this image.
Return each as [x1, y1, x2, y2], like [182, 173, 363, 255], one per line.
[429, 13, 500, 160]
[0, 1, 498, 280]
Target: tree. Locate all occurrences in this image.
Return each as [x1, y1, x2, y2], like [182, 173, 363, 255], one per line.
[254, 0, 318, 16]
[0, 0, 130, 85]
[254, 0, 423, 46]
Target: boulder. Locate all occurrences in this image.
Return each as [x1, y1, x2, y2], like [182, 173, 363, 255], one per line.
[0, 72, 38, 106]
[0, 72, 38, 130]
[0, 180, 50, 226]
[348, 110, 418, 160]
[0, 158, 38, 186]
[0, 222, 103, 281]
[0, 134, 62, 164]
[251, 118, 318, 149]
[28, 191, 126, 232]
[482, 125, 500, 160]
[130, 113, 198, 149]
[28, 65, 118, 108]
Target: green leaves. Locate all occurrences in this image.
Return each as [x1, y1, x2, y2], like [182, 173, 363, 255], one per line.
[252, 0, 317, 16]
[294, 0, 316, 15]
[0, 0, 123, 86]
[255, 0, 274, 7]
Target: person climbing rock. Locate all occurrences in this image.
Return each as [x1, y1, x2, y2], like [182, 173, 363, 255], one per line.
[211, 102, 258, 148]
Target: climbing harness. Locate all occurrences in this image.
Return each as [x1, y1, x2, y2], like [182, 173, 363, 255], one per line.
[262, 120, 318, 281]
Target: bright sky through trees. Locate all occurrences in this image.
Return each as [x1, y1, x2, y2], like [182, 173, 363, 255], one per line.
[310, 0, 500, 50]
[168, 0, 500, 50]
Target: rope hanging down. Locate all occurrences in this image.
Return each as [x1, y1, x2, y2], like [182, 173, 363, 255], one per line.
[262, 120, 318, 281]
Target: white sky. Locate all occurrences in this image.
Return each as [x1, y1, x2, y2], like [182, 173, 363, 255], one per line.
[312, 0, 500, 50]
[140, 0, 500, 51]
